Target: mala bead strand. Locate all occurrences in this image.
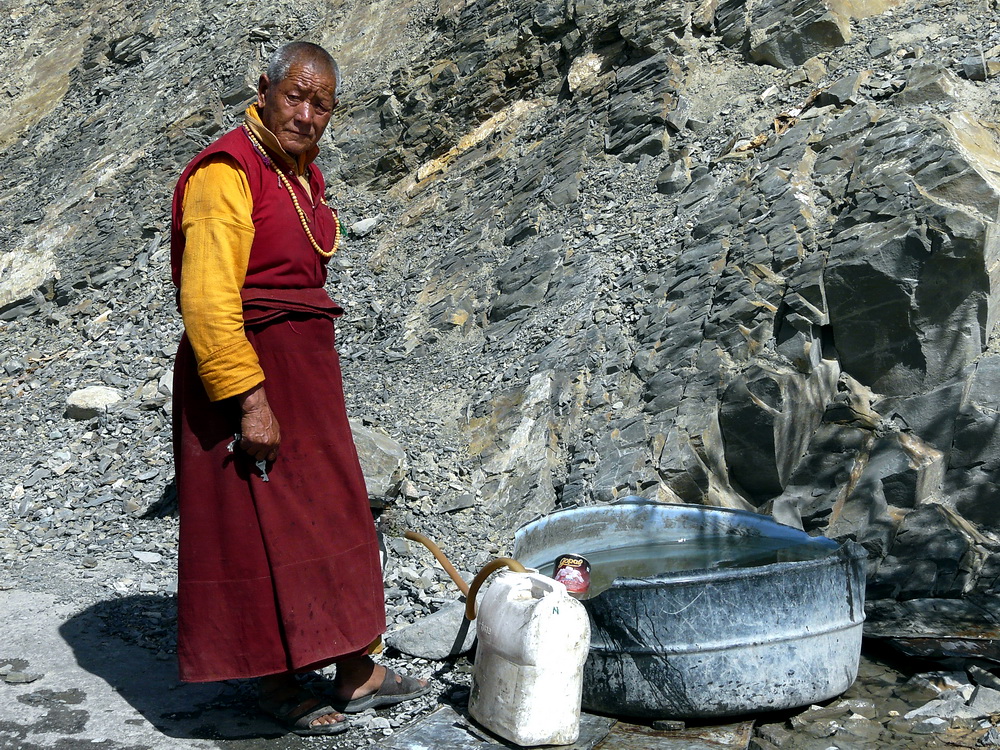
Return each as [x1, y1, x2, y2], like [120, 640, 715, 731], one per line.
[242, 124, 341, 259]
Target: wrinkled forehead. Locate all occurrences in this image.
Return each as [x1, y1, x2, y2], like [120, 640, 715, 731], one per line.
[278, 59, 338, 94]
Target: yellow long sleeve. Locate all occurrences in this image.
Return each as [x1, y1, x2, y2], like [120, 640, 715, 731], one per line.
[179, 155, 265, 402]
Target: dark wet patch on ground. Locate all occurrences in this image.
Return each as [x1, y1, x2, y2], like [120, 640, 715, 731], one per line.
[0, 719, 152, 750]
[18, 688, 86, 706]
[0, 658, 30, 673]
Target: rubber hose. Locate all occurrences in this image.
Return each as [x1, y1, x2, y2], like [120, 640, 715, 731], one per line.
[403, 529, 527, 620]
[464, 557, 527, 621]
[404, 530, 471, 596]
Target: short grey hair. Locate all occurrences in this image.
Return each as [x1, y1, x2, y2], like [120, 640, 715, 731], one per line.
[266, 42, 340, 89]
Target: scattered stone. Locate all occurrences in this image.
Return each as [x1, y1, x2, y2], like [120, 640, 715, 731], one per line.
[802, 56, 828, 82]
[970, 666, 1000, 692]
[3, 672, 42, 684]
[897, 61, 964, 104]
[352, 421, 407, 501]
[816, 70, 872, 107]
[656, 158, 691, 194]
[969, 686, 1000, 716]
[980, 727, 1000, 746]
[869, 36, 893, 58]
[350, 216, 383, 237]
[437, 492, 476, 513]
[64, 386, 123, 420]
[961, 54, 1000, 81]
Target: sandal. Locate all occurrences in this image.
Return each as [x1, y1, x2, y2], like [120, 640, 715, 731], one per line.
[331, 666, 429, 713]
[259, 690, 350, 736]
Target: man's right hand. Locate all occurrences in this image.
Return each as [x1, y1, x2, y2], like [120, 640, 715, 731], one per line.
[237, 384, 281, 462]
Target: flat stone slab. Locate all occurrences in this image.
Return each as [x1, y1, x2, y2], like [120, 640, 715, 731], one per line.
[601, 720, 753, 749]
[385, 601, 478, 660]
[375, 705, 613, 748]
[375, 705, 753, 749]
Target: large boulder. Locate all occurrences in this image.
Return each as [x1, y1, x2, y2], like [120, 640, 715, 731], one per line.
[714, 0, 905, 68]
[869, 504, 988, 599]
[466, 370, 587, 528]
[719, 361, 839, 502]
[351, 421, 408, 502]
[716, 0, 850, 68]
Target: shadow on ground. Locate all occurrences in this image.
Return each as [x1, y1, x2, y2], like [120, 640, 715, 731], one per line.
[58, 595, 318, 747]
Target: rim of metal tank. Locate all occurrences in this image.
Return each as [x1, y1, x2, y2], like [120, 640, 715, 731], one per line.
[513, 496, 868, 589]
[603, 541, 867, 590]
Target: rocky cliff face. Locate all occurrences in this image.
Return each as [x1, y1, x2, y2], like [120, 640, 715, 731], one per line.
[3, 0, 1000, 620]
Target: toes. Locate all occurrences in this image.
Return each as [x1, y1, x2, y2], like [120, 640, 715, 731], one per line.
[310, 712, 344, 727]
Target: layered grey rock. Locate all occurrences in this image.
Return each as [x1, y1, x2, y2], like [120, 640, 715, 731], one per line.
[716, 0, 850, 68]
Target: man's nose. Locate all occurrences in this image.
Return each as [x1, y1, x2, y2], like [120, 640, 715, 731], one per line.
[293, 102, 313, 122]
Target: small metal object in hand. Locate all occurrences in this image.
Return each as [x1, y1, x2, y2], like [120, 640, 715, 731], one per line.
[227, 433, 269, 481]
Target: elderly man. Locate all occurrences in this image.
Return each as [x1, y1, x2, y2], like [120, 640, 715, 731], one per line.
[170, 41, 426, 736]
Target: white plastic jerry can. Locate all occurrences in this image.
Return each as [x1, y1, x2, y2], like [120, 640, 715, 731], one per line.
[469, 570, 591, 746]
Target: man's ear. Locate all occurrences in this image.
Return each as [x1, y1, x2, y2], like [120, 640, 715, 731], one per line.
[257, 75, 270, 108]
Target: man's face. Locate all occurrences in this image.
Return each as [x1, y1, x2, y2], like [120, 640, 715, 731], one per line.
[257, 60, 338, 157]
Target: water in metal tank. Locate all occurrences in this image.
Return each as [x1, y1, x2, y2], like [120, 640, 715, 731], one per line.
[540, 537, 833, 598]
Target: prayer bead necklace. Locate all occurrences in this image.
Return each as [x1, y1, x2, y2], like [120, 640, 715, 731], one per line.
[242, 124, 341, 259]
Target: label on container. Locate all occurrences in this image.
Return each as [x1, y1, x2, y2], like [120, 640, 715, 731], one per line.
[553, 553, 591, 598]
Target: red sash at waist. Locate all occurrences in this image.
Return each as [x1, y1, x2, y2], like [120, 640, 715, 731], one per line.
[240, 287, 344, 326]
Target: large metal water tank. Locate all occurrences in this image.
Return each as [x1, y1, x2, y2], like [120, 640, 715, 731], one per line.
[513, 498, 868, 718]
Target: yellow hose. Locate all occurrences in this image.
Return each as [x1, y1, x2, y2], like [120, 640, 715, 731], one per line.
[464, 557, 526, 621]
[403, 529, 527, 620]
[404, 530, 471, 596]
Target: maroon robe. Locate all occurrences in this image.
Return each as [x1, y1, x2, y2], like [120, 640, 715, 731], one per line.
[170, 126, 386, 682]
